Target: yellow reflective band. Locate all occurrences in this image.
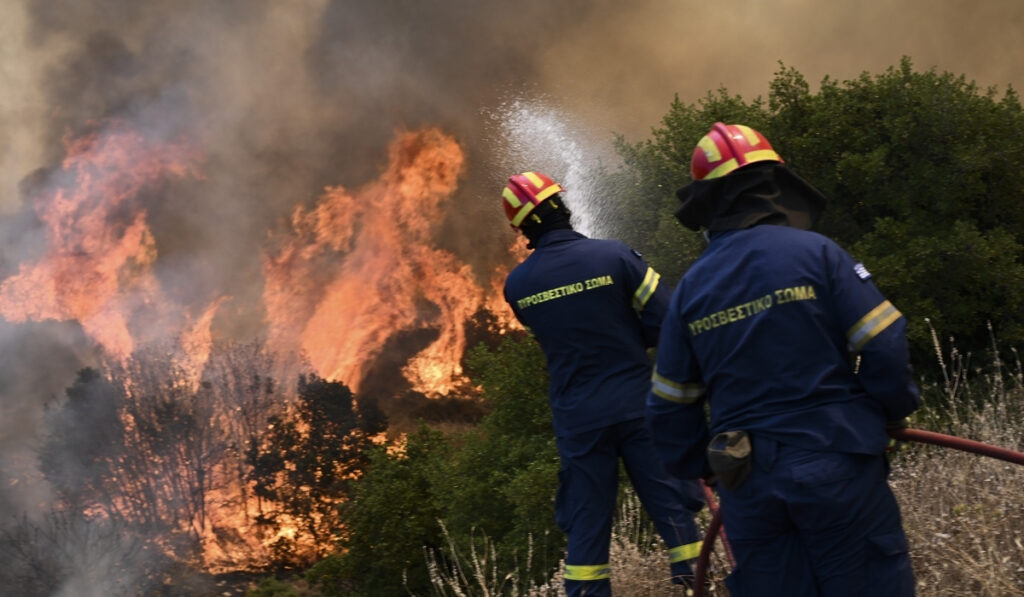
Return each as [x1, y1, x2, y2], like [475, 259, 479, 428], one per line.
[651, 372, 705, 404]
[697, 135, 722, 162]
[847, 300, 902, 352]
[632, 267, 660, 311]
[703, 157, 739, 180]
[743, 149, 781, 163]
[669, 541, 703, 563]
[534, 184, 560, 202]
[524, 171, 545, 187]
[564, 563, 611, 581]
[510, 203, 536, 227]
[502, 186, 522, 208]
[735, 124, 760, 145]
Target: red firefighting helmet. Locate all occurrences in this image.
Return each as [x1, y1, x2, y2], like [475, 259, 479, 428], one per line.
[690, 122, 783, 181]
[502, 171, 564, 228]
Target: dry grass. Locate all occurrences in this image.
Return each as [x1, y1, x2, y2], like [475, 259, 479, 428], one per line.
[425, 494, 731, 596]
[891, 331, 1024, 596]
[425, 337, 1024, 596]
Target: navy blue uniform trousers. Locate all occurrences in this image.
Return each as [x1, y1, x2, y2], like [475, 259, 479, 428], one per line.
[720, 436, 914, 596]
[556, 417, 704, 597]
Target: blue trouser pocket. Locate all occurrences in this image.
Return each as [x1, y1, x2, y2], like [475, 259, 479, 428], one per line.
[867, 532, 914, 596]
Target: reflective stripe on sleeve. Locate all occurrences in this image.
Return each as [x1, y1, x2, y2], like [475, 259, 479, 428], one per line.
[651, 371, 705, 404]
[847, 300, 902, 352]
[668, 541, 703, 563]
[564, 563, 611, 581]
[632, 267, 660, 311]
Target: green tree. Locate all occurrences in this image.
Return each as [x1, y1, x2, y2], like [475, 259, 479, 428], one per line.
[435, 333, 561, 587]
[307, 425, 450, 596]
[246, 374, 386, 563]
[309, 333, 559, 596]
[612, 57, 1024, 366]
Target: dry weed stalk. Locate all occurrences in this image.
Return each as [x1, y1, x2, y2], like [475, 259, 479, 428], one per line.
[424, 331, 1024, 596]
[891, 329, 1024, 596]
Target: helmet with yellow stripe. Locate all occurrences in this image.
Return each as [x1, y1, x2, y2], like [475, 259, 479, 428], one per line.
[502, 171, 564, 229]
[690, 122, 783, 181]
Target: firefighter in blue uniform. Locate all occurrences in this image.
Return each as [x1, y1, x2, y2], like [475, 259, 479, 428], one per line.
[646, 123, 920, 596]
[501, 172, 704, 596]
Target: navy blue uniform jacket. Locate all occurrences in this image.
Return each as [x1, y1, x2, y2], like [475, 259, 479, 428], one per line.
[504, 229, 669, 437]
[647, 225, 920, 479]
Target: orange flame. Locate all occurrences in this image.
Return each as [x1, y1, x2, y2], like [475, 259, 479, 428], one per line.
[176, 296, 230, 389]
[0, 120, 529, 571]
[0, 122, 199, 360]
[264, 127, 496, 395]
[1, 121, 520, 397]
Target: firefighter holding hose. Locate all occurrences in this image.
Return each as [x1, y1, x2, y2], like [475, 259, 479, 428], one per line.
[646, 123, 921, 596]
[501, 172, 704, 596]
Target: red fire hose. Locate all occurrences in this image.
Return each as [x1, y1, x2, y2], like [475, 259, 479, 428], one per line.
[886, 427, 1024, 465]
[691, 428, 1024, 597]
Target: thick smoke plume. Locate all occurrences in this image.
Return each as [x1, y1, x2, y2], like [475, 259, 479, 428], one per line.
[0, 0, 1021, 588]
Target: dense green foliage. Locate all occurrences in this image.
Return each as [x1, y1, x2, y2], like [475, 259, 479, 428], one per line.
[308, 333, 560, 596]
[613, 57, 1024, 367]
[306, 425, 450, 596]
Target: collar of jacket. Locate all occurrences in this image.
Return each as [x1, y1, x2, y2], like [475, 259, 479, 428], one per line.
[534, 228, 586, 249]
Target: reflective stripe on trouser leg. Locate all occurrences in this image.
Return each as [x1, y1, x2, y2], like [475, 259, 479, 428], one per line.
[564, 572, 611, 597]
[615, 418, 704, 583]
[564, 563, 611, 581]
[557, 428, 619, 597]
[564, 563, 611, 597]
[669, 541, 703, 563]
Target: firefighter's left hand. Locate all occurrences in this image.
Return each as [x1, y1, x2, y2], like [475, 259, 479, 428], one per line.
[886, 418, 910, 454]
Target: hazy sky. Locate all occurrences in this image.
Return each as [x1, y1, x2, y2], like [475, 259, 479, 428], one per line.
[2, 0, 1021, 213]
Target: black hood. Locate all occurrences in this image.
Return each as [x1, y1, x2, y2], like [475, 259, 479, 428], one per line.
[520, 195, 573, 249]
[674, 162, 827, 232]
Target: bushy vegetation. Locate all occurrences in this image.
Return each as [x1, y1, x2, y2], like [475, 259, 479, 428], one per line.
[345, 338, 1024, 597]
[611, 57, 1024, 369]
[246, 374, 386, 560]
[306, 333, 562, 596]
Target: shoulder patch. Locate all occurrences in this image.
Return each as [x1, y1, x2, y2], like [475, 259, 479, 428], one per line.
[853, 262, 872, 280]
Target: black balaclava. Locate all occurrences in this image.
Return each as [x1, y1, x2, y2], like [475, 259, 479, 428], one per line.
[674, 162, 827, 232]
[520, 195, 573, 249]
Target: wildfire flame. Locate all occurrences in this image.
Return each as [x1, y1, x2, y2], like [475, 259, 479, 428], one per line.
[263, 127, 500, 396]
[0, 122, 517, 396]
[0, 123, 201, 360]
[0, 120, 524, 571]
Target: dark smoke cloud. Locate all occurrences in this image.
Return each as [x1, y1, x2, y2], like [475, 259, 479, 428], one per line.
[0, 0, 1021, 579]
[0, 320, 95, 514]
